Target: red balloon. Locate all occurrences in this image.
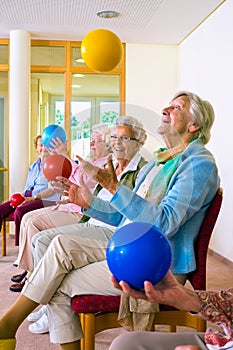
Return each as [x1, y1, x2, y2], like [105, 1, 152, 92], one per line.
[10, 193, 24, 208]
[43, 154, 72, 181]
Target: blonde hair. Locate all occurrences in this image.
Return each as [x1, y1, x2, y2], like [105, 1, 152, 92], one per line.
[33, 135, 41, 148]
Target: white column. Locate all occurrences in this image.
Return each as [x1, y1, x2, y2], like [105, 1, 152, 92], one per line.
[9, 30, 31, 195]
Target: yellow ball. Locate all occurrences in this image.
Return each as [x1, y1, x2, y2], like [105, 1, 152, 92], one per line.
[81, 29, 123, 72]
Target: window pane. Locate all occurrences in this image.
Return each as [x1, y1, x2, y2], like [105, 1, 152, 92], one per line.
[31, 73, 65, 147]
[100, 101, 120, 126]
[71, 101, 91, 160]
[31, 46, 65, 66]
[71, 73, 120, 159]
[55, 101, 65, 126]
[0, 45, 8, 64]
[71, 46, 87, 67]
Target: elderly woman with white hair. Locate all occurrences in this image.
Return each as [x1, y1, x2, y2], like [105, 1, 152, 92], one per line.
[30, 115, 147, 272]
[10, 123, 112, 290]
[0, 91, 220, 350]
[9, 115, 147, 334]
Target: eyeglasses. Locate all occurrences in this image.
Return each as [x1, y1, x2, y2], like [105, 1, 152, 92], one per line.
[110, 135, 137, 143]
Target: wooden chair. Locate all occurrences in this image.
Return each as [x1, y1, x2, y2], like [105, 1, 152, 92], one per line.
[71, 188, 223, 350]
[1, 212, 14, 256]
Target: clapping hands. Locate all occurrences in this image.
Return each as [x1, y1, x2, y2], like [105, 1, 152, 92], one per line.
[76, 154, 119, 194]
[52, 175, 93, 209]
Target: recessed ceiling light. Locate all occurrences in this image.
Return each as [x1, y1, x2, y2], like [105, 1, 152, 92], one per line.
[97, 10, 120, 19]
[75, 58, 85, 63]
[73, 74, 85, 78]
[72, 84, 81, 88]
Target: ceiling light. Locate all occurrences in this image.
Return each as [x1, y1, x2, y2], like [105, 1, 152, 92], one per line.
[73, 74, 85, 78]
[97, 10, 120, 19]
[72, 85, 81, 88]
[75, 58, 85, 63]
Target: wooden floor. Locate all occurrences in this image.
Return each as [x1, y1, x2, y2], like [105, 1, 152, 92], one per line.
[0, 234, 233, 350]
[206, 250, 233, 290]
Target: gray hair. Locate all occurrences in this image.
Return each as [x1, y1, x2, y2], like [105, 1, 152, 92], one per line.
[91, 123, 111, 145]
[113, 116, 147, 145]
[172, 91, 215, 144]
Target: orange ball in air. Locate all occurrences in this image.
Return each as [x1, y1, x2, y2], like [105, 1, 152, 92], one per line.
[81, 28, 123, 72]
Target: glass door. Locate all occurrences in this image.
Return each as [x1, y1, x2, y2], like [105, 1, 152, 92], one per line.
[30, 41, 125, 161]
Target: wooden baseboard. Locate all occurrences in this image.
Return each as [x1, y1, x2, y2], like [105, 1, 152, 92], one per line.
[208, 248, 233, 267]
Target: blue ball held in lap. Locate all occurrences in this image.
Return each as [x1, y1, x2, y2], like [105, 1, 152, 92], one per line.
[41, 124, 66, 148]
[106, 222, 172, 289]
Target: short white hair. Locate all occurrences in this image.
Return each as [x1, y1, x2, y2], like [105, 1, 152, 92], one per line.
[172, 91, 215, 144]
[113, 116, 147, 145]
[91, 123, 111, 145]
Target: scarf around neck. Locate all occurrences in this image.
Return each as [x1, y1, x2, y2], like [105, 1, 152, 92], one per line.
[145, 146, 184, 204]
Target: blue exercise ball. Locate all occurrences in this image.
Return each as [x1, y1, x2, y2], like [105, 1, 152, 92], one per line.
[41, 124, 66, 148]
[106, 222, 172, 289]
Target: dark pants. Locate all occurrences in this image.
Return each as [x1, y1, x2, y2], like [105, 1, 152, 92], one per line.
[0, 199, 55, 245]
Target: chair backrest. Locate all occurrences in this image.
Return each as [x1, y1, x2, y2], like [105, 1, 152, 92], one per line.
[160, 187, 223, 313]
[187, 187, 223, 290]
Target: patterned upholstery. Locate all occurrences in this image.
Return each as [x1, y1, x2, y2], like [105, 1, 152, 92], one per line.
[71, 294, 120, 314]
[71, 188, 223, 315]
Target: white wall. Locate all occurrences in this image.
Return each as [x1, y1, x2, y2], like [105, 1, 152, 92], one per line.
[126, 43, 178, 113]
[125, 0, 233, 262]
[126, 44, 179, 158]
[179, 0, 233, 262]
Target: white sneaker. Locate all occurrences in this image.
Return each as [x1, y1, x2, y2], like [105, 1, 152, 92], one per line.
[13, 258, 19, 267]
[28, 313, 49, 334]
[27, 305, 47, 322]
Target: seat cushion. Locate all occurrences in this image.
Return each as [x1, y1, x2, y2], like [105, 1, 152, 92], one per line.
[5, 212, 15, 221]
[71, 295, 120, 314]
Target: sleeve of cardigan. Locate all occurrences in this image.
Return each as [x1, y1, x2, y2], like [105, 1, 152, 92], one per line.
[83, 196, 123, 226]
[109, 155, 219, 236]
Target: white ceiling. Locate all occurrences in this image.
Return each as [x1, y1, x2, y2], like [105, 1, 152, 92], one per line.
[0, 0, 225, 44]
[1, 0, 225, 97]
